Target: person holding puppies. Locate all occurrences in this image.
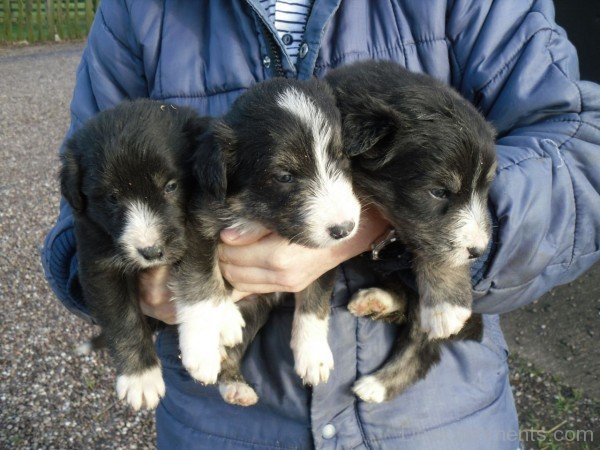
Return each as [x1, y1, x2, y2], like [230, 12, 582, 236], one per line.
[43, 1, 600, 449]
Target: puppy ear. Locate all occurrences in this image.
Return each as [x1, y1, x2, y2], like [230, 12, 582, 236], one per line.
[182, 114, 214, 155]
[341, 96, 401, 165]
[60, 141, 85, 213]
[193, 120, 235, 202]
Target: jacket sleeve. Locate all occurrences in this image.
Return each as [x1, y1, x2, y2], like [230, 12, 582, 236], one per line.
[41, 0, 148, 322]
[446, 0, 600, 314]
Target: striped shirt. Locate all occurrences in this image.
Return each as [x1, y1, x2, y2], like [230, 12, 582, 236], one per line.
[259, 0, 313, 66]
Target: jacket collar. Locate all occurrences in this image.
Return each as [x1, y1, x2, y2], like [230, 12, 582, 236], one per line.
[245, 0, 343, 79]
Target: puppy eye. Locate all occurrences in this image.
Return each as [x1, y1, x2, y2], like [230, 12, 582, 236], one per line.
[164, 180, 178, 194]
[274, 172, 294, 183]
[429, 188, 450, 199]
[108, 192, 119, 204]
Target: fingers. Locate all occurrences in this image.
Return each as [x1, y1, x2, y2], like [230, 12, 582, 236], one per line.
[230, 290, 257, 302]
[221, 262, 307, 293]
[138, 266, 171, 304]
[219, 233, 291, 269]
[138, 266, 177, 324]
[220, 224, 271, 246]
[221, 263, 286, 293]
[140, 300, 178, 325]
[221, 263, 280, 286]
[228, 283, 288, 295]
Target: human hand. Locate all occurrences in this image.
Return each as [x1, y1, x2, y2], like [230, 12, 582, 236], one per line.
[138, 265, 254, 323]
[219, 206, 389, 295]
[138, 266, 177, 325]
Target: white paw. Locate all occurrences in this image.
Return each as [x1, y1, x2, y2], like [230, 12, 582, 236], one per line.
[181, 344, 222, 385]
[219, 303, 246, 348]
[293, 340, 334, 386]
[116, 365, 165, 410]
[177, 301, 226, 384]
[291, 314, 334, 385]
[420, 303, 471, 339]
[294, 344, 334, 386]
[348, 288, 398, 318]
[352, 375, 387, 403]
[219, 382, 259, 406]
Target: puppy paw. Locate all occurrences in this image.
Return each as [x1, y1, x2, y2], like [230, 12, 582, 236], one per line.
[181, 346, 222, 385]
[348, 288, 399, 319]
[219, 382, 259, 406]
[293, 341, 334, 386]
[352, 375, 387, 403]
[116, 365, 165, 410]
[291, 314, 334, 385]
[177, 302, 225, 384]
[219, 303, 246, 348]
[420, 303, 471, 339]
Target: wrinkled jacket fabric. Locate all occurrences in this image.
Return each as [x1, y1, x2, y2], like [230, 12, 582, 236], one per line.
[41, 1, 600, 449]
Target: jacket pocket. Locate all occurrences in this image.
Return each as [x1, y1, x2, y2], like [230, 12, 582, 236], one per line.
[357, 314, 510, 438]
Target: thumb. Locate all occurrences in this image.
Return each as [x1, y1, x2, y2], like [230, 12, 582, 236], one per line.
[220, 224, 272, 246]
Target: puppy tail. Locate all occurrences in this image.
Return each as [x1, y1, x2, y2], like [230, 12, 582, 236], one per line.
[75, 333, 106, 356]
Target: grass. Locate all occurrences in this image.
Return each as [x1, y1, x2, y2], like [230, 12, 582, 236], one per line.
[508, 355, 598, 450]
[0, 0, 97, 44]
[554, 388, 584, 415]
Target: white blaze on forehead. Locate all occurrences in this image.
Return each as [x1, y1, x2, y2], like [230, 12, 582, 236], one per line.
[277, 87, 361, 247]
[120, 200, 162, 264]
[276, 87, 333, 158]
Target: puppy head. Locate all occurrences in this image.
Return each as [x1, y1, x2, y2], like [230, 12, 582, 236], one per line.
[195, 78, 361, 248]
[333, 65, 496, 266]
[61, 100, 208, 268]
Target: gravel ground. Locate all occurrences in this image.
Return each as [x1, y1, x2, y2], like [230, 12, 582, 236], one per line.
[503, 267, 600, 400]
[1, 42, 598, 450]
[510, 354, 599, 449]
[0, 42, 155, 450]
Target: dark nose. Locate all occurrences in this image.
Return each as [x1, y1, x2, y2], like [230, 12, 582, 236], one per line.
[467, 247, 484, 259]
[328, 221, 355, 240]
[138, 246, 164, 261]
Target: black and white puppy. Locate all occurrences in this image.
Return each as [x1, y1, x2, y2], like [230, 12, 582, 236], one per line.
[60, 99, 208, 409]
[172, 78, 361, 393]
[325, 60, 497, 402]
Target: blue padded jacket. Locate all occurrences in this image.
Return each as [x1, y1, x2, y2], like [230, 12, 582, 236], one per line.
[41, 1, 600, 449]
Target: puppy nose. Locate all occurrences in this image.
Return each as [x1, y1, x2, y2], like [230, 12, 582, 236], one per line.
[328, 221, 355, 240]
[138, 246, 164, 261]
[467, 247, 484, 259]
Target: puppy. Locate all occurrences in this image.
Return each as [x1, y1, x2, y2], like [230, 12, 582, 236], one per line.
[60, 99, 208, 409]
[172, 78, 361, 400]
[325, 60, 497, 402]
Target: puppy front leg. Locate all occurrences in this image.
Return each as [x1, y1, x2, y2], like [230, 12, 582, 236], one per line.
[354, 304, 484, 403]
[219, 293, 282, 406]
[353, 318, 441, 403]
[416, 260, 473, 339]
[291, 270, 336, 386]
[173, 241, 245, 385]
[83, 271, 164, 410]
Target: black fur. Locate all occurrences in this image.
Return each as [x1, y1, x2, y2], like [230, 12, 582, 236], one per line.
[325, 60, 496, 402]
[61, 99, 209, 409]
[172, 78, 359, 403]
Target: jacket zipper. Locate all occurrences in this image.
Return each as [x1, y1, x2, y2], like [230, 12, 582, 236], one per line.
[262, 22, 285, 78]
